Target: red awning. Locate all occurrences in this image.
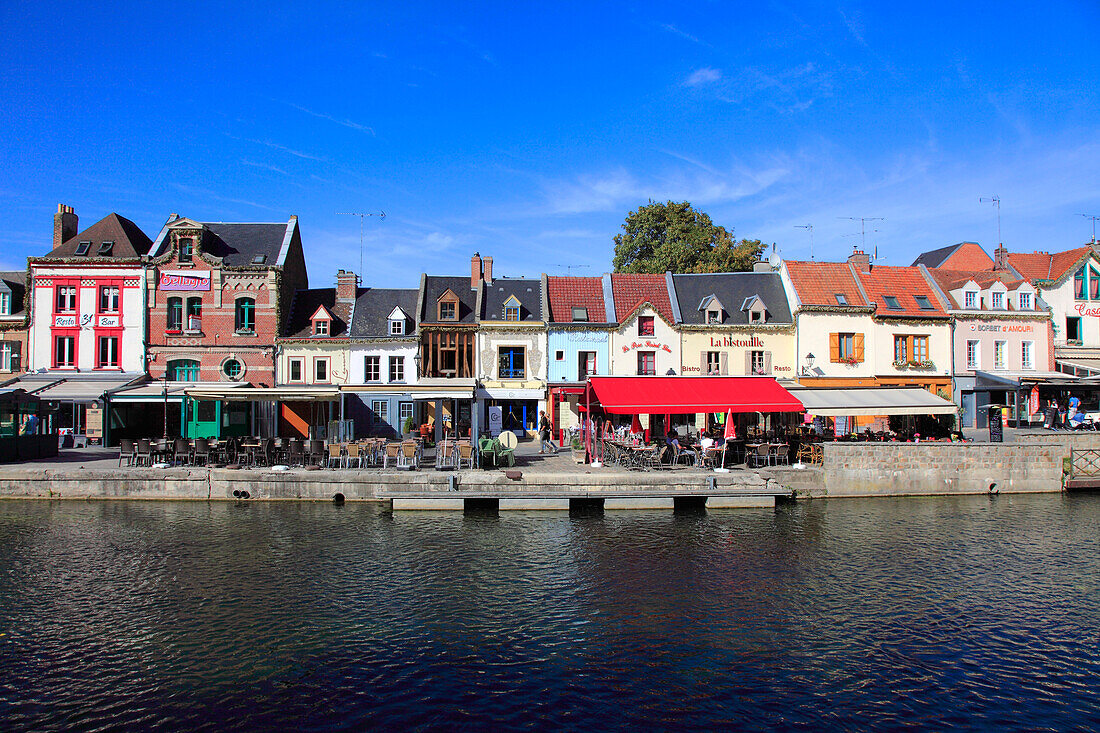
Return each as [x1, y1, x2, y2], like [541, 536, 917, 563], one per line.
[585, 376, 804, 415]
[550, 386, 587, 395]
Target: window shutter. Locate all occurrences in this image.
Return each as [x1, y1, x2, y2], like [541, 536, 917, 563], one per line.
[700, 351, 707, 374]
[829, 333, 840, 362]
[854, 333, 865, 362]
[763, 352, 772, 374]
[744, 351, 752, 374]
[719, 351, 728, 375]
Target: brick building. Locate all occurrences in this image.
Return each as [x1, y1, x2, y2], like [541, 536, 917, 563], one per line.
[0, 271, 27, 377]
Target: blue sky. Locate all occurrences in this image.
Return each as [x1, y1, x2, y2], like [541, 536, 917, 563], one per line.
[2, 1, 1098, 286]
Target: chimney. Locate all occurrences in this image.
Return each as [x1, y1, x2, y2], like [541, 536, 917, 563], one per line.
[993, 245, 1009, 271]
[336, 269, 358, 303]
[848, 248, 871, 272]
[483, 256, 493, 285]
[53, 204, 77, 250]
[471, 252, 483, 289]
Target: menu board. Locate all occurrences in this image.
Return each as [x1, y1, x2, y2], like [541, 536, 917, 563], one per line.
[86, 407, 103, 444]
[988, 407, 1003, 443]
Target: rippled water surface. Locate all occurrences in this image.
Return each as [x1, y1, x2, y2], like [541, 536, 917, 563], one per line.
[2, 495, 1100, 731]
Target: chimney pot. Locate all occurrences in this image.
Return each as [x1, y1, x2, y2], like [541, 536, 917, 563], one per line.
[471, 253, 483, 289]
[53, 203, 78, 251]
[336, 270, 358, 302]
[993, 245, 1009, 271]
[483, 256, 493, 285]
[847, 249, 871, 272]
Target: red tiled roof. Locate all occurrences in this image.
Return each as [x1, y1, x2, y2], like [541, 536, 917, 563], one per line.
[610, 274, 674, 323]
[1007, 246, 1092, 282]
[938, 242, 994, 271]
[784, 260, 866, 307]
[855, 264, 947, 317]
[547, 276, 606, 323]
[928, 268, 1028, 308]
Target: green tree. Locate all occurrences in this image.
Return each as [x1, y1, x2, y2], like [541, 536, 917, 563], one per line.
[611, 200, 766, 273]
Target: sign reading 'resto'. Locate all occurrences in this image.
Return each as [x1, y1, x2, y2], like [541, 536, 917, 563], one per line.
[159, 270, 211, 291]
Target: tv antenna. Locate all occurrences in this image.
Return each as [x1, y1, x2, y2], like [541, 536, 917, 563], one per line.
[566, 264, 591, 272]
[839, 217, 884, 259]
[981, 196, 1001, 246]
[1081, 214, 1100, 244]
[794, 224, 814, 259]
[336, 210, 386, 276]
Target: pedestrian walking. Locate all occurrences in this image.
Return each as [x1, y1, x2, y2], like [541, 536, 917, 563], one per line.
[538, 411, 558, 453]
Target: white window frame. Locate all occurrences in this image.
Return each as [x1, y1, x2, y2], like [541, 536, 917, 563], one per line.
[966, 340, 980, 370]
[99, 285, 120, 313]
[991, 291, 1004, 309]
[1018, 292, 1032, 310]
[994, 340, 1007, 370]
[751, 350, 767, 375]
[1021, 341, 1034, 370]
[98, 336, 119, 368]
[0, 341, 19, 372]
[314, 319, 329, 337]
[398, 401, 414, 423]
[288, 357, 304, 383]
[964, 290, 976, 308]
[389, 355, 404, 383]
[389, 319, 404, 336]
[364, 355, 381, 382]
[314, 357, 330, 383]
[371, 399, 389, 424]
[0, 292, 9, 315]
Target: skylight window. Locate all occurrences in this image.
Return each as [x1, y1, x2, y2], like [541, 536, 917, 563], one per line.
[97, 241, 113, 255]
[835, 293, 848, 306]
[883, 295, 902, 310]
[572, 306, 589, 322]
[914, 295, 934, 310]
[74, 241, 91, 256]
[251, 254, 267, 265]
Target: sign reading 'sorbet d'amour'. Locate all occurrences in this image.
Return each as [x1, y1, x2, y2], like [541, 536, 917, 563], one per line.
[159, 270, 211, 291]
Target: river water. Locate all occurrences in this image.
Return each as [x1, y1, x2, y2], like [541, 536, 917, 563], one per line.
[1, 495, 1099, 731]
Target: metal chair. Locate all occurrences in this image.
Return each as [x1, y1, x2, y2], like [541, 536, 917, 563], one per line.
[173, 438, 192, 466]
[457, 442, 475, 469]
[345, 442, 363, 469]
[118, 438, 136, 467]
[326, 443, 344, 469]
[135, 439, 152, 467]
[774, 444, 790, 466]
[383, 442, 401, 468]
[436, 440, 457, 470]
[750, 443, 771, 468]
[193, 438, 212, 466]
[286, 438, 304, 466]
[398, 441, 419, 469]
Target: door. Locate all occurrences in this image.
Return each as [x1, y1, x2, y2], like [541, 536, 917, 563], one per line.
[186, 399, 221, 438]
[961, 392, 975, 428]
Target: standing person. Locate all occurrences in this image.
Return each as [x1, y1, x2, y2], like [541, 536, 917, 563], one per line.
[1058, 398, 1068, 429]
[538, 411, 558, 454]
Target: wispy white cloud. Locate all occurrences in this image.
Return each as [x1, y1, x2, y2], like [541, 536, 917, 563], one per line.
[224, 133, 326, 161]
[241, 159, 289, 176]
[170, 183, 283, 214]
[660, 23, 712, 48]
[683, 67, 722, 87]
[285, 102, 376, 136]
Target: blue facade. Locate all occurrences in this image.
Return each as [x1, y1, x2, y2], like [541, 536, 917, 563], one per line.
[548, 328, 611, 384]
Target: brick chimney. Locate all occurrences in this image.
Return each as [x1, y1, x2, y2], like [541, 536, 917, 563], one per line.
[336, 269, 358, 303]
[993, 245, 1009, 271]
[471, 252, 483, 289]
[847, 248, 871, 272]
[53, 204, 77, 250]
[483, 256, 493, 285]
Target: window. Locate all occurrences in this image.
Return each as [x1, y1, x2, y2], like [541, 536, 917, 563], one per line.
[314, 358, 329, 382]
[706, 308, 722, 324]
[914, 295, 933, 310]
[389, 355, 404, 382]
[364, 355, 381, 382]
[748, 309, 765, 324]
[54, 335, 75, 367]
[994, 340, 1006, 370]
[1018, 292, 1032, 310]
[579, 351, 596, 380]
[503, 301, 520, 321]
[555, 350, 564, 361]
[251, 254, 266, 265]
[835, 293, 848, 306]
[1075, 268, 1086, 299]
[235, 298, 255, 333]
[638, 316, 655, 336]
[288, 357, 304, 382]
[706, 351, 721, 374]
[97, 241, 113, 256]
[967, 340, 980, 369]
[1067, 316, 1082, 342]
[750, 350, 768, 375]
[399, 401, 414, 423]
[0, 292, 8, 315]
[1021, 341, 1034, 370]
[168, 359, 199, 381]
[1092, 268, 1100, 300]
[498, 347, 525, 379]
[97, 336, 119, 368]
[371, 400, 389, 424]
[179, 238, 193, 263]
[99, 286, 119, 313]
[883, 295, 901, 310]
[913, 336, 929, 362]
[838, 334, 855, 360]
[637, 351, 655, 375]
[56, 285, 76, 313]
[223, 359, 242, 379]
[74, 241, 91, 256]
[439, 300, 457, 320]
[0, 341, 21, 372]
[572, 307, 589, 322]
[830, 332, 863, 363]
[314, 319, 329, 336]
[964, 291, 977, 308]
[389, 318, 404, 336]
[894, 335, 929, 363]
[991, 291, 1004, 309]
[166, 297, 183, 330]
[186, 297, 201, 330]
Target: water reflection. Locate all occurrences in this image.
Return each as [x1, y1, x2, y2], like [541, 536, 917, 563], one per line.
[0, 496, 1099, 730]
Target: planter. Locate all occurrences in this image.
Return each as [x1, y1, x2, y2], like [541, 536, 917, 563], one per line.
[570, 449, 587, 464]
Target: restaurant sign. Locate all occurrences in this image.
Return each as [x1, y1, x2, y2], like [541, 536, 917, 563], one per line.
[97, 315, 120, 328]
[159, 270, 211, 291]
[53, 315, 77, 328]
[621, 340, 673, 353]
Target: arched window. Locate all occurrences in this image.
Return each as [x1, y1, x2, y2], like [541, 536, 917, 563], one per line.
[168, 359, 199, 381]
[186, 297, 202, 330]
[166, 297, 183, 330]
[235, 297, 255, 333]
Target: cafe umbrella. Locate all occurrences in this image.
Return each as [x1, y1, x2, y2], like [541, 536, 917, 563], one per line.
[718, 409, 737, 471]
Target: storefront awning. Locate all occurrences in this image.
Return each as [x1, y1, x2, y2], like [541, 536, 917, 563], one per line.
[788, 386, 957, 416]
[108, 380, 212, 403]
[975, 370, 1072, 389]
[477, 387, 545, 400]
[184, 386, 340, 402]
[585, 376, 804, 415]
[4, 372, 145, 402]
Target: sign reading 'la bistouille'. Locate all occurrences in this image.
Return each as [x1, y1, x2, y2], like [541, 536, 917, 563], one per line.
[159, 270, 211, 291]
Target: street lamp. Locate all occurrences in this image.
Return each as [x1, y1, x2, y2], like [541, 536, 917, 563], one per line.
[162, 373, 169, 439]
[803, 352, 815, 375]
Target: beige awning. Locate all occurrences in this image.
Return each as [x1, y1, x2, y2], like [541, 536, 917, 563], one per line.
[6, 372, 145, 402]
[184, 386, 340, 402]
[788, 386, 957, 416]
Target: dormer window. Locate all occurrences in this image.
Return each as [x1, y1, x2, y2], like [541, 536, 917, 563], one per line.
[439, 301, 456, 320]
[835, 293, 848, 306]
[706, 309, 722, 324]
[0, 292, 10, 315]
[964, 291, 977, 308]
[991, 291, 1004, 309]
[883, 295, 901, 310]
[572, 307, 588, 322]
[1019, 292, 1032, 310]
[503, 295, 521, 321]
[748, 309, 765, 324]
[314, 320, 329, 336]
[914, 295, 933, 310]
[390, 318, 404, 335]
[638, 316, 655, 336]
[97, 241, 114, 256]
[179, 238, 194, 263]
[251, 254, 266, 265]
[74, 241, 91, 256]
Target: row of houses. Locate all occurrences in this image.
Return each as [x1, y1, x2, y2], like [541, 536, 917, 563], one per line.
[3, 205, 1100, 443]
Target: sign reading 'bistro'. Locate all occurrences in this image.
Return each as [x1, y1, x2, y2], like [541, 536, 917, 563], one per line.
[159, 270, 211, 291]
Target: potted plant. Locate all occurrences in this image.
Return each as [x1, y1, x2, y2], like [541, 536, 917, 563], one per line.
[839, 355, 860, 365]
[402, 415, 417, 440]
[570, 435, 587, 464]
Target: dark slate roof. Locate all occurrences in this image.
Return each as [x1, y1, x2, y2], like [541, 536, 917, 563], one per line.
[201, 223, 288, 267]
[0, 271, 26, 317]
[283, 288, 346, 338]
[670, 272, 793, 325]
[421, 276, 478, 324]
[48, 213, 152, 259]
[911, 243, 962, 268]
[350, 288, 418, 338]
[482, 278, 543, 322]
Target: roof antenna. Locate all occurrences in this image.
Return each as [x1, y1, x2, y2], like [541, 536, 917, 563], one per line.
[794, 224, 814, 259]
[1081, 214, 1100, 244]
[839, 217, 884, 259]
[336, 210, 386, 277]
[981, 196, 1001, 246]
